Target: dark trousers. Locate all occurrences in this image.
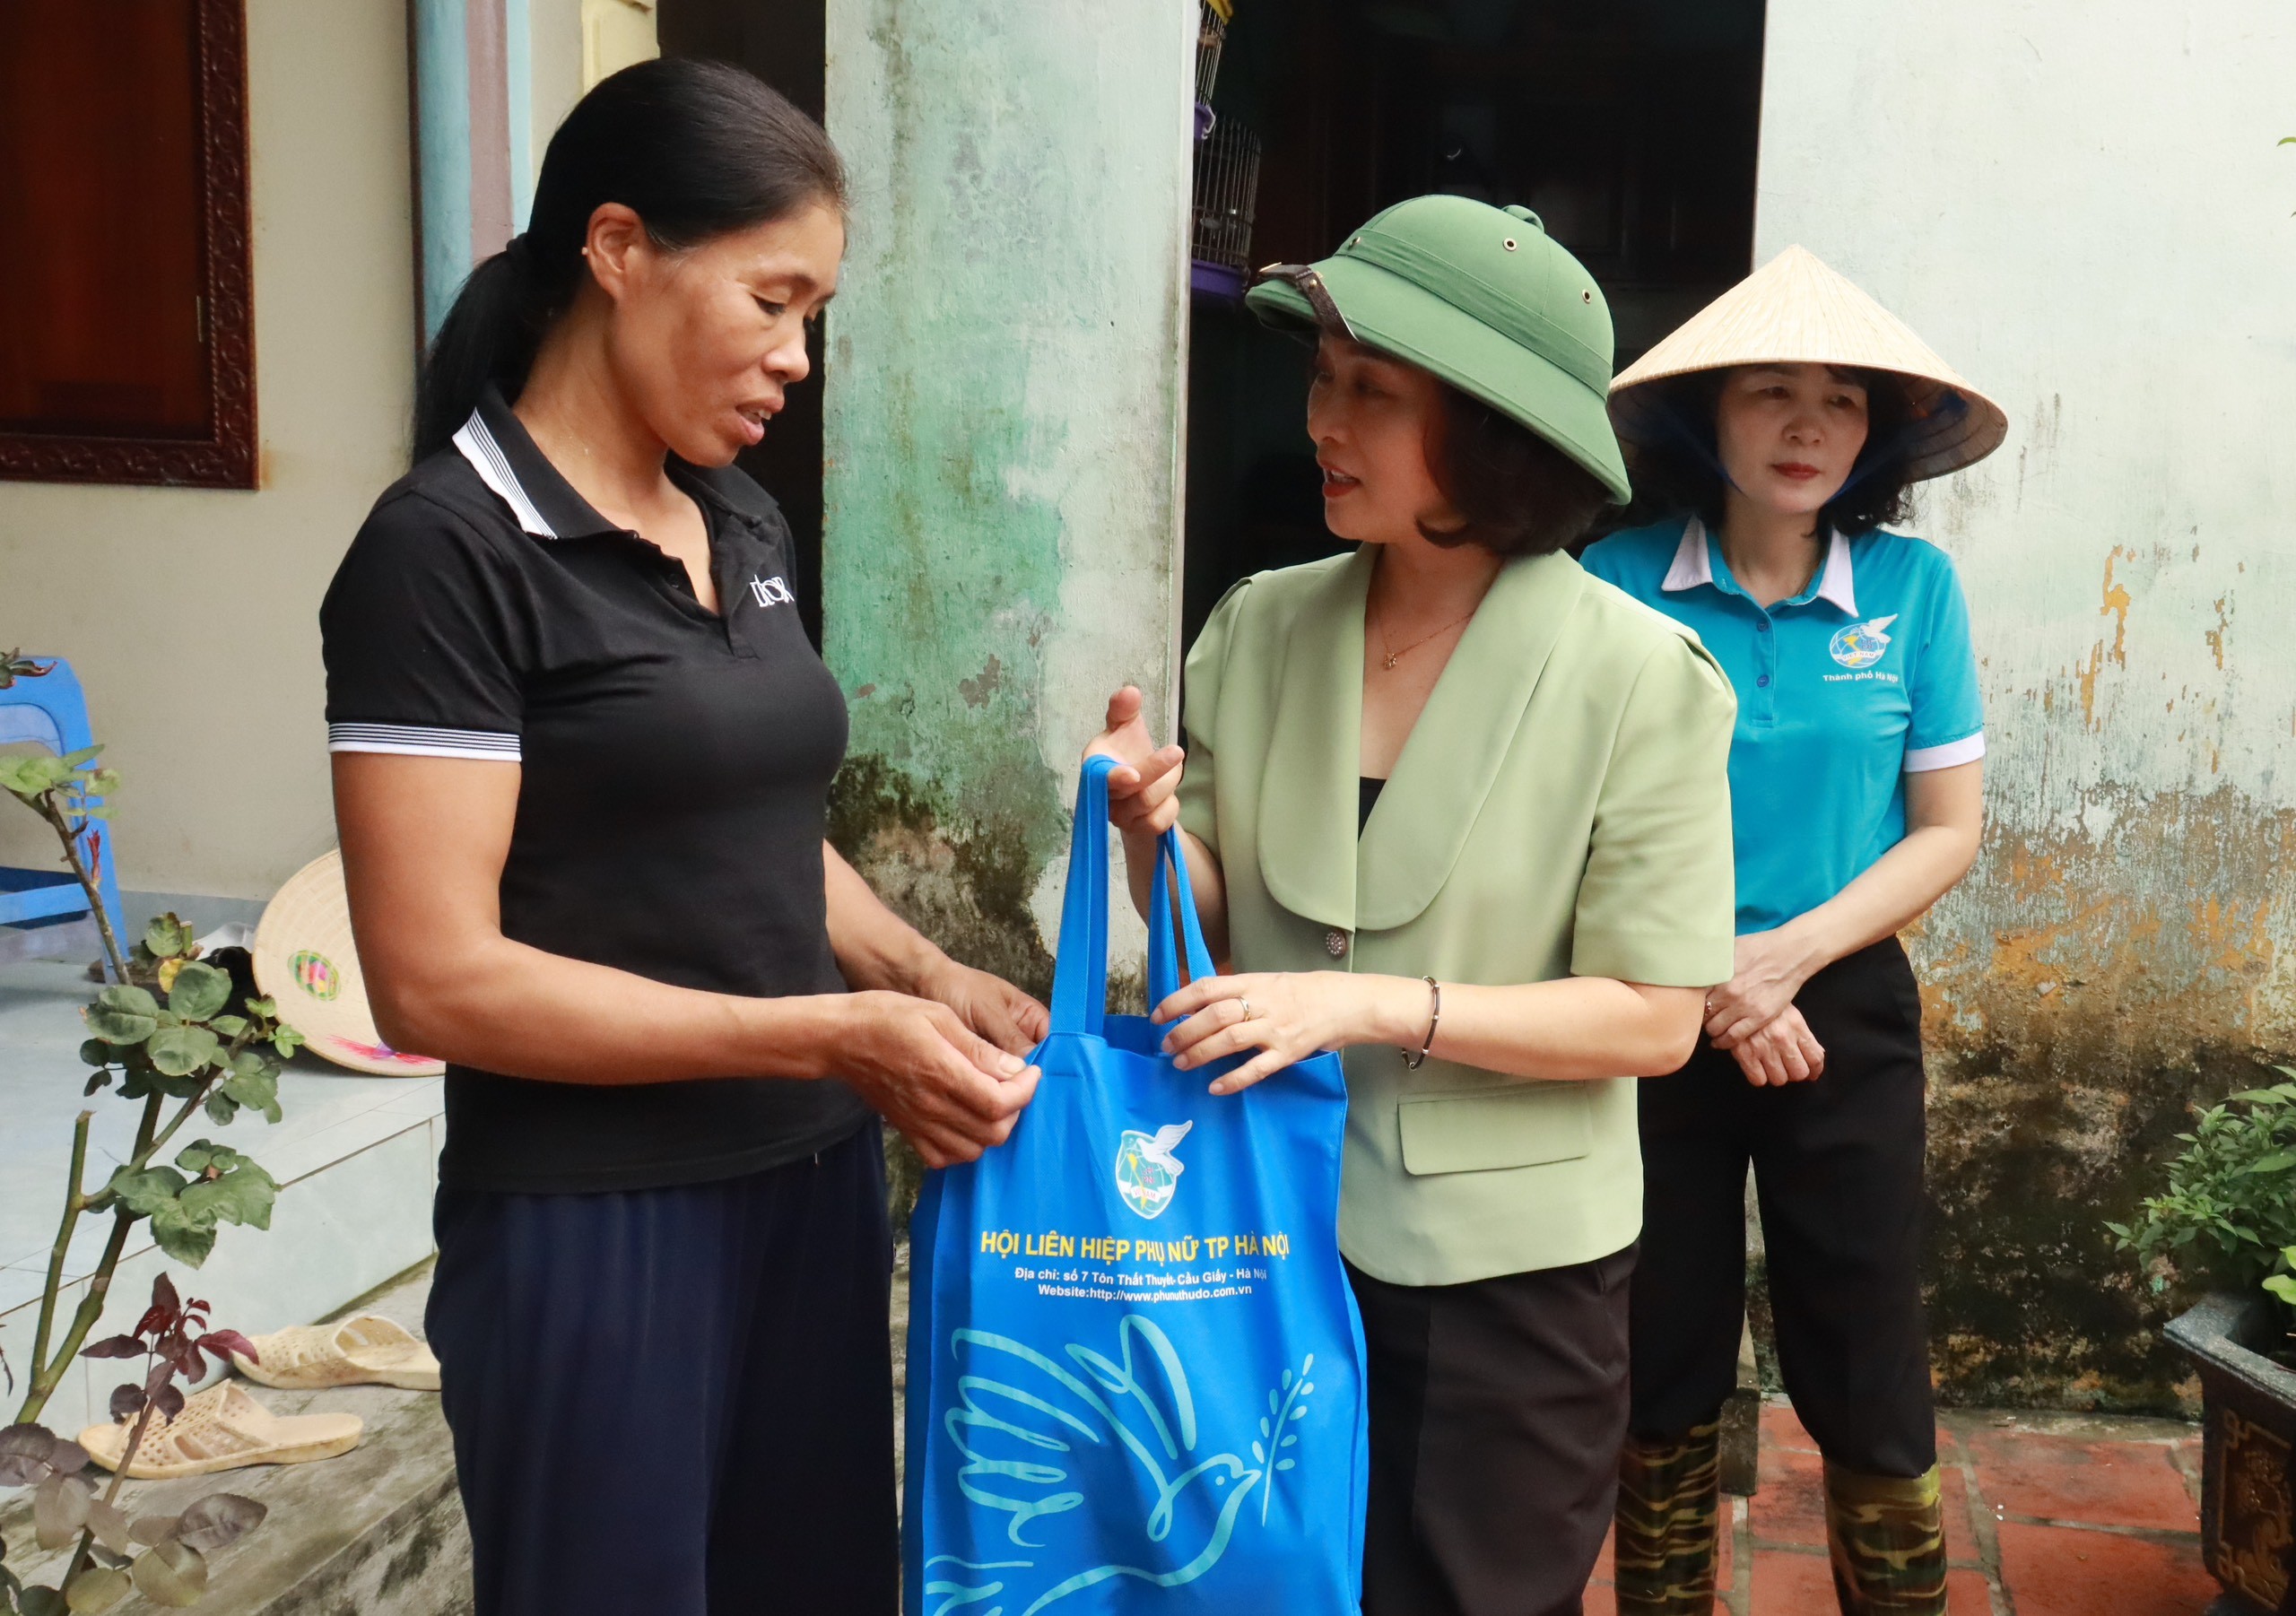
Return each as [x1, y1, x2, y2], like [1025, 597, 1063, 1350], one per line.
[1349, 1246, 1636, 1616]
[427, 1123, 898, 1616]
[1630, 937, 1936, 1478]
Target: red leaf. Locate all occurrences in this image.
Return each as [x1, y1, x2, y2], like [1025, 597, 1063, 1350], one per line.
[151, 1273, 179, 1318]
[80, 1335, 144, 1360]
[144, 1361, 175, 1396]
[199, 1332, 257, 1366]
[109, 1384, 147, 1423]
[161, 1340, 202, 1382]
[152, 1383, 184, 1423]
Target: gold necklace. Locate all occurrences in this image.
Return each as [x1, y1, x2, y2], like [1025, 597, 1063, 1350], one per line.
[1373, 601, 1478, 671]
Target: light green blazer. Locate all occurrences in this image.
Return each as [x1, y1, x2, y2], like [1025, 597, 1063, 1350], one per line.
[1178, 545, 1737, 1286]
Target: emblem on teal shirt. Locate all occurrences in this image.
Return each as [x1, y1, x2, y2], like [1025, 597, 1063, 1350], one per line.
[1829, 614, 1898, 670]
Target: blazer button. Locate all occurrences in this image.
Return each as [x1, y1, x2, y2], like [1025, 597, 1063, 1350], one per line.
[1325, 929, 1348, 958]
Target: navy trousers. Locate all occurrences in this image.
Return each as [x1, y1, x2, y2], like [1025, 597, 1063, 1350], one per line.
[427, 1122, 898, 1616]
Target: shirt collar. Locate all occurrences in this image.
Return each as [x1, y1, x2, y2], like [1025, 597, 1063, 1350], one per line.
[452, 386, 623, 540]
[1660, 516, 1858, 616]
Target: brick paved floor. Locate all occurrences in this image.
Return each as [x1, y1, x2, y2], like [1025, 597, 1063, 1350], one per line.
[1585, 1397, 2222, 1615]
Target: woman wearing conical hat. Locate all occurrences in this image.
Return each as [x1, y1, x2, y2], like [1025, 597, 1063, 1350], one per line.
[1580, 248, 2005, 1616]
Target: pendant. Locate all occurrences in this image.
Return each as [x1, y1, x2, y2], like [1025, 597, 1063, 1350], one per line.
[1382, 654, 1399, 671]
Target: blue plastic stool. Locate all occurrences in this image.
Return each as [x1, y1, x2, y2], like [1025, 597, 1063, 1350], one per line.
[0, 656, 127, 978]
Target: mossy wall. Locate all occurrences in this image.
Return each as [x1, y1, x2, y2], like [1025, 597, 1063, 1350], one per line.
[821, 1, 1194, 1223]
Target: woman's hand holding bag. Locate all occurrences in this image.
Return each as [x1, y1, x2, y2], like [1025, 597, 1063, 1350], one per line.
[834, 992, 1041, 1169]
[1087, 684, 1187, 839]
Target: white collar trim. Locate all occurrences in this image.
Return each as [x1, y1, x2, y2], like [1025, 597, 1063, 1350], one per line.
[1660, 516, 1857, 615]
[452, 413, 557, 539]
[1659, 517, 1716, 592]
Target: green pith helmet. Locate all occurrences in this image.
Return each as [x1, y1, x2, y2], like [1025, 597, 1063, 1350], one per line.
[1245, 194, 1631, 503]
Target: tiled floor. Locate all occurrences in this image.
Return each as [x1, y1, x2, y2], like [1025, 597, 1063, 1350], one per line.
[1586, 1398, 2221, 1615]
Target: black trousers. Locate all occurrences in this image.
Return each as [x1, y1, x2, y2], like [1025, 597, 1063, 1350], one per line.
[1349, 1245, 1636, 1616]
[1629, 937, 1935, 1479]
[427, 1122, 898, 1616]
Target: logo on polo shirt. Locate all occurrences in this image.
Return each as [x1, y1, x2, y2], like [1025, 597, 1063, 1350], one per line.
[1828, 614, 1898, 670]
[747, 575, 796, 609]
[1114, 1122, 1192, 1220]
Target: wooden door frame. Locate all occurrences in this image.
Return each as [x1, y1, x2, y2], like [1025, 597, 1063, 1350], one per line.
[0, 0, 257, 489]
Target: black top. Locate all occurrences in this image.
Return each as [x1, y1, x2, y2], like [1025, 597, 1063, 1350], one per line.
[1359, 776, 1386, 834]
[320, 387, 869, 1194]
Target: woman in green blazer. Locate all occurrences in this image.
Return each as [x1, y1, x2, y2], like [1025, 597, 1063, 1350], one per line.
[1084, 195, 1739, 1616]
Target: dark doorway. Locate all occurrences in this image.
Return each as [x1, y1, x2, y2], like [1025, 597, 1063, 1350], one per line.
[656, 0, 830, 649]
[1183, 0, 1767, 650]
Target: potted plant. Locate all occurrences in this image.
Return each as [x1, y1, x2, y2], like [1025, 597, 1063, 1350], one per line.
[2109, 1076, 2296, 1615]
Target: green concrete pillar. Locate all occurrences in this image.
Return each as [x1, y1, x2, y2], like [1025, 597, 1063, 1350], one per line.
[822, 3, 1196, 996]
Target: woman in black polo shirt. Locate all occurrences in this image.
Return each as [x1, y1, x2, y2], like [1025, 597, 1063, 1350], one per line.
[321, 63, 1043, 1616]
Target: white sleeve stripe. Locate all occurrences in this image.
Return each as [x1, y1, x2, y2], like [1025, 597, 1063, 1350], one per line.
[1904, 733, 1985, 772]
[327, 723, 520, 761]
[328, 741, 523, 761]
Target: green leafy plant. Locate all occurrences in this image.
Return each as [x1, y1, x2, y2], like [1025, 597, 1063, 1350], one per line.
[0, 734, 300, 1608]
[0, 1276, 267, 1612]
[0, 749, 125, 979]
[1, 744, 300, 1422]
[2107, 1075, 2296, 1358]
[2266, 1247, 2296, 1307]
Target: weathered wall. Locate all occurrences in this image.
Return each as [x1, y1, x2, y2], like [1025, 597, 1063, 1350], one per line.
[1759, 1, 2296, 1407]
[821, 2, 1195, 998]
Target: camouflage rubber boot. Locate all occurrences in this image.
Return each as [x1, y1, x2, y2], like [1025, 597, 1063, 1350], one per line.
[1614, 1421, 1723, 1615]
[1822, 1462, 1948, 1614]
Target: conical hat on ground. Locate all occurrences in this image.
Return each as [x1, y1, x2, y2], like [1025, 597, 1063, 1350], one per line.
[252, 849, 444, 1077]
[1608, 245, 2006, 482]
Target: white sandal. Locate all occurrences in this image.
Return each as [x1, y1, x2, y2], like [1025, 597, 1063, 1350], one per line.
[229, 1312, 441, 1392]
[79, 1382, 363, 1479]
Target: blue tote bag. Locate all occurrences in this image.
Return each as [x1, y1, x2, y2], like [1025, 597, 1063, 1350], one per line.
[903, 756, 1370, 1615]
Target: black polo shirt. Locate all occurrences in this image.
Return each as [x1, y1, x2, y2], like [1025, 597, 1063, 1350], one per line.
[320, 387, 870, 1194]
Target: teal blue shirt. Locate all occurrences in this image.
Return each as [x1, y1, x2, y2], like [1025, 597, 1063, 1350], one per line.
[1580, 517, 1984, 934]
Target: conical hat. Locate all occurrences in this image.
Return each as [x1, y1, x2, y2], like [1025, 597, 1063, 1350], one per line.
[1609, 245, 2007, 482]
[252, 850, 443, 1078]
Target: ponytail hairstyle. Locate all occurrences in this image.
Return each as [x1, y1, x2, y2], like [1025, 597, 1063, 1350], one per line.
[413, 58, 846, 464]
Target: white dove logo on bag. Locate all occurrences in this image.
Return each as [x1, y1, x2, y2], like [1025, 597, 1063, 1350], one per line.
[1114, 1123, 1192, 1220]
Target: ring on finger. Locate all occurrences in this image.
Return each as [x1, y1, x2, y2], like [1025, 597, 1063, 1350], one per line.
[1236, 998, 1257, 1021]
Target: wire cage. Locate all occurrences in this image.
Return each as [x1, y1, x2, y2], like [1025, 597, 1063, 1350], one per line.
[1191, 116, 1262, 294]
[1196, 0, 1232, 109]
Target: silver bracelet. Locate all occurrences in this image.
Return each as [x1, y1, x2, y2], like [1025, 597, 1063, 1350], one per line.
[1401, 976, 1440, 1070]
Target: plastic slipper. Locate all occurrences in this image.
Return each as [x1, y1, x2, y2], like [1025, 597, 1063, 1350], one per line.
[229, 1312, 441, 1392]
[80, 1382, 362, 1479]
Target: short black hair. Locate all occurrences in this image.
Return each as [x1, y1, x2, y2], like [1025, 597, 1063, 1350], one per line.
[1618, 366, 1918, 539]
[1420, 386, 1614, 559]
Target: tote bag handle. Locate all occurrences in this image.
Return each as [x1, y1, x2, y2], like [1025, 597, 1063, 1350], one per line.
[1049, 756, 1218, 1038]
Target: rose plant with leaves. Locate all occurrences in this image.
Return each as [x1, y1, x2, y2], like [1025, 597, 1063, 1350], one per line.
[3, 737, 300, 1426]
[0, 1277, 267, 1612]
[0, 725, 300, 1594]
